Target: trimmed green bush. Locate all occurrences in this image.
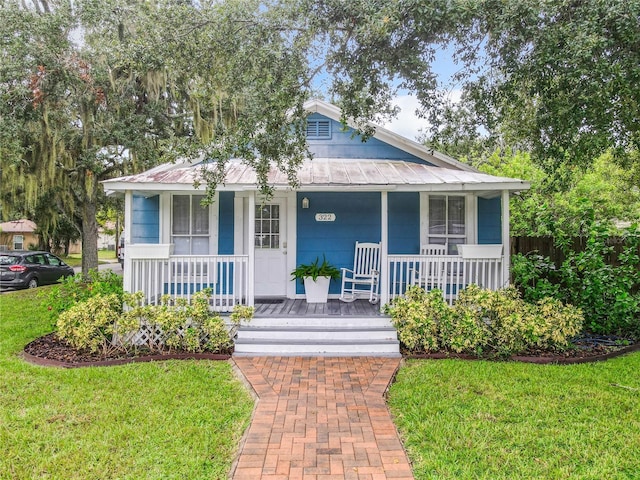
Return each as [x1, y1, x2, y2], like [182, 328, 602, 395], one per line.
[57, 290, 254, 355]
[386, 285, 584, 356]
[44, 269, 124, 323]
[56, 293, 123, 354]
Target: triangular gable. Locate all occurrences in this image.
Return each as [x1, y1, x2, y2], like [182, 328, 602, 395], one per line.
[306, 112, 431, 165]
[304, 99, 477, 172]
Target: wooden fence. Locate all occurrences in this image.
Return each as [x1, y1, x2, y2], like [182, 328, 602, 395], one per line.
[510, 236, 639, 268]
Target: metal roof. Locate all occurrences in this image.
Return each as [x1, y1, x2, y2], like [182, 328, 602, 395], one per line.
[103, 158, 529, 193]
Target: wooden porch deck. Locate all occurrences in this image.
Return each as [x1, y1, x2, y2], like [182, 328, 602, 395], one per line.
[253, 298, 383, 317]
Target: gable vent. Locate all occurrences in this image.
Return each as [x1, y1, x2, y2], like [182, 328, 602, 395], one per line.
[306, 119, 331, 139]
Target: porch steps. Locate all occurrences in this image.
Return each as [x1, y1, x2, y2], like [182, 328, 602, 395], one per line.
[233, 316, 400, 357]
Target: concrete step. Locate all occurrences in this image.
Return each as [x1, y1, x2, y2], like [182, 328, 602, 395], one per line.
[233, 338, 401, 357]
[233, 319, 400, 357]
[237, 326, 397, 341]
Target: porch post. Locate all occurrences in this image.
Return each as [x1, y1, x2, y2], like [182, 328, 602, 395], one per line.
[123, 190, 133, 293]
[247, 192, 255, 307]
[380, 191, 389, 306]
[501, 190, 510, 287]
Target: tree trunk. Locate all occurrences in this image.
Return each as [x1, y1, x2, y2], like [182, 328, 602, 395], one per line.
[80, 184, 100, 277]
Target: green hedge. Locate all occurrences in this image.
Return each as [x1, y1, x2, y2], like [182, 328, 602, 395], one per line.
[385, 285, 583, 356]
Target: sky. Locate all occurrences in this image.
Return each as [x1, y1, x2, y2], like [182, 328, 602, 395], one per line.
[381, 47, 462, 141]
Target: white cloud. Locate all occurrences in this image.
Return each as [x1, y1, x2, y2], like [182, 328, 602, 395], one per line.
[382, 91, 462, 141]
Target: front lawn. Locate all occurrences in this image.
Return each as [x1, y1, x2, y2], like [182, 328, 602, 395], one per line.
[388, 356, 640, 479]
[0, 288, 253, 480]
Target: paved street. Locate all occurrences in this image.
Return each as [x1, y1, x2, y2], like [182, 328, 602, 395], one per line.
[73, 260, 122, 275]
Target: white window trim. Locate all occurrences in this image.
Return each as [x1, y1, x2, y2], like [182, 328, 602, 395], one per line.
[420, 193, 474, 252]
[13, 235, 24, 250]
[170, 193, 217, 255]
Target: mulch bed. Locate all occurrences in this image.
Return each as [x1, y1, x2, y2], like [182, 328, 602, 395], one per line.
[22, 332, 640, 368]
[406, 336, 640, 364]
[22, 333, 230, 368]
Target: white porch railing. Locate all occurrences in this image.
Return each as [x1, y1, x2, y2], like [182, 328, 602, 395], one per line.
[387, 254, 505, 304]
[129, 255, 249, 312]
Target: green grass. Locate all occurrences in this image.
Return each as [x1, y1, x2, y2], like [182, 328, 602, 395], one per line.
[63, 250, 117, 267]
[388, 357, 640, 479]
[0, 288, 254, 480]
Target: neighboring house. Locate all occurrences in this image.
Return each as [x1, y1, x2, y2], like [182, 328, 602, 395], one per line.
[103, 99, 529, 311]
[0, 219, 39, 251]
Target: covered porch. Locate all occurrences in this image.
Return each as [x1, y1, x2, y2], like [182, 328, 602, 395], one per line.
[127, 247, 506, 312]
[108, 159, 527, 313]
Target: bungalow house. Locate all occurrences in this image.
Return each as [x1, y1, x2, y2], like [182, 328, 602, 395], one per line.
[103, 100, 529, 317]
[0, 219, 39, 251]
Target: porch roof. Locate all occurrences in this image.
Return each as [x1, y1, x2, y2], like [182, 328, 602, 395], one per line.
[103, 158, 529, 195]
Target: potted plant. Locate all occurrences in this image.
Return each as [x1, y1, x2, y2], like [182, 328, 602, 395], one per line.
[291, 256, 341, 303]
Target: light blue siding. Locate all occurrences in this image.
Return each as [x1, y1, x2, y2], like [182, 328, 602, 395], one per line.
[477, 197, 502, 244]
[218, 191, 235, 254]
[296, 192, 381, 294]
[306, 113, 432, 164]
[132, 195, 159, 243]
[388, 192, 420, 254]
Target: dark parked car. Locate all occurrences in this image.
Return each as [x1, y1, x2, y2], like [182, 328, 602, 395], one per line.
[0, 251, 74, 290]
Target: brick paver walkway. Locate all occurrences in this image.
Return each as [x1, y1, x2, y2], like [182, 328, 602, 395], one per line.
[232, 357, 414, 480]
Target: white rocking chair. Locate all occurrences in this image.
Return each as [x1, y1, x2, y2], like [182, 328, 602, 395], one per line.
[339, 242, 381, 304]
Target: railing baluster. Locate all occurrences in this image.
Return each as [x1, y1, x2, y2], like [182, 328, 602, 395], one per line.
[387, 254, 505, 305]
[126, 254, 249, 312]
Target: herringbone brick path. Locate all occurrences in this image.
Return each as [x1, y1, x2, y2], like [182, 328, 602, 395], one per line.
[232, 357, 414, 480]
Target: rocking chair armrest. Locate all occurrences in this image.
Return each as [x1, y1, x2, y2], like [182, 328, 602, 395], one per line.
[341, 267, 355, 275]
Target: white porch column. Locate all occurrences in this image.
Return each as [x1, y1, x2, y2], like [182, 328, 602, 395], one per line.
[501, 190, 510, 287]
[247, 192, 255, 307]
[123, 190, 133, 293]
[380, 191, 389, 306]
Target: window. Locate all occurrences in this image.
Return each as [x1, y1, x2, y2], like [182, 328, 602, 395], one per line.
[306, 119, 331, 139]
[255, 204, 280, 249]
[13, 235, 23, 250]
[427, 195, 466, 255]
[45, 253, 62, 266]
[172, 195, 210, 255]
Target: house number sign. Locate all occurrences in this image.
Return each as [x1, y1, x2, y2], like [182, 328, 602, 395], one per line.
[315, 213, 336, 222]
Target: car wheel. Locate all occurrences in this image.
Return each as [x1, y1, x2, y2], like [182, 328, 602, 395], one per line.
[27, 278, 38, 289]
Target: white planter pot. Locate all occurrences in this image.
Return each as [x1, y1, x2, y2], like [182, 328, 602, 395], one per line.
[457, 244, 503, 259]
[303, 276, 331, 303]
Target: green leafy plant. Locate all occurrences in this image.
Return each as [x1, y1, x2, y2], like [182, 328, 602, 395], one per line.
[386, 285, 584, 356]
[291, 255, 341, 281]
[44, 269, 123, 323]
[56, 293, 124, 355]
[512, 221, 640, 337]
[57, 289, 255, 356]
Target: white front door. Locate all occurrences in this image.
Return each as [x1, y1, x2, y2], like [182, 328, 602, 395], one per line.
[254, 200, 288, 297]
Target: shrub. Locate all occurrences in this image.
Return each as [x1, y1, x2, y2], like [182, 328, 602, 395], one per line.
[56, 294, 124, 354]
[386, 285, 584, 356]
[56, 290, 254, 356]
[384, 286, 441, 353]
[120, 290, 252, 354]
[512, 222, 640, 337]
[45, 269, 123, 323]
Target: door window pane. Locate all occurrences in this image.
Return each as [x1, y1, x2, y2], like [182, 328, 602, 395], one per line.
[255, 204, 280, 249]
